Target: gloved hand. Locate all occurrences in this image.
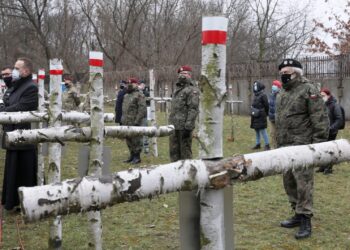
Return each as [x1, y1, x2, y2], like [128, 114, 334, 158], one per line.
[183, 129, 192, 138]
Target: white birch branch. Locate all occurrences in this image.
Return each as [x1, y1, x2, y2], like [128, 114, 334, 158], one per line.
[19, 139, 350, 222]
[5, 125, 174, 146]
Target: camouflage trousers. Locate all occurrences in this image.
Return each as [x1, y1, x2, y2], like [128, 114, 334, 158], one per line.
[126, 136, 142, 155]
[169, 130, 193, 162]
[283, 167, 314, 216]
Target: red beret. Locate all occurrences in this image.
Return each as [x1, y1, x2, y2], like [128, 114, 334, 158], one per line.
[64, 75, 73, 81]
[320, 87, 331, 96]
[128, 77, 139, 84]
[272, 80, 282, 88]
[177, 65, 192, 73]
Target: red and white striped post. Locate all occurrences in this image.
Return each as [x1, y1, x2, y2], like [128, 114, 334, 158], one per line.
[37, 69, 45, 186]
[199, 16, 233, 249]
[87, 51, 104, 250]
[48, 60, 63, 249]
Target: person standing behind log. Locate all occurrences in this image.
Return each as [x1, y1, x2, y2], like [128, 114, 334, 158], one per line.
[268, 80, 282, 148]
[115, 80, 126, 125]
[62, 75, 80, 111]
[276, 59, 329, 239]
[0, 57, 38, 212]
[121, 78, 146, 164]
[168, 65, 199, 162]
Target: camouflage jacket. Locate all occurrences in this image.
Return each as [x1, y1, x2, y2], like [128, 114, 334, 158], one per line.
[121, 89, 147, 126]
[275, 76, 329, 147]
[169, 80, 199, 130]
[62, 86, 81, 111]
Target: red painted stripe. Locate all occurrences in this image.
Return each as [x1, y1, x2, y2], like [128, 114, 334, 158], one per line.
[202, 30, 227, 45]
[49, 70, 63, 75]
[38, 75, 45, 79]
[89, 59, 104, 67]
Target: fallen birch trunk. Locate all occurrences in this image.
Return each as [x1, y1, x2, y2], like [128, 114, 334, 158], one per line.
[5, 125, 174, 146]
[19, 139, 350, 222]
[0, 111, 115, 124]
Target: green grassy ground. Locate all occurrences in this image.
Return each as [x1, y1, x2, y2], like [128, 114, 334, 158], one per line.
[1, 110, 350, 249]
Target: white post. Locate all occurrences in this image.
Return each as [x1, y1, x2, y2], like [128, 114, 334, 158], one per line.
[199, 16, 232, 249]
[48, 59, 63, 249]
[87, 51, 104, 250]
[37, 69, 45, 186]
[149, 69, 158, 157]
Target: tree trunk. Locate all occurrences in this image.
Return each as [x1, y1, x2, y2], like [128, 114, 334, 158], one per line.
[19, 139, 350, 223]
[149, 69, 158, 157]
[5, 125, 174, 146]
[48, 59, 63, 250]
[37, 69, 46, 186]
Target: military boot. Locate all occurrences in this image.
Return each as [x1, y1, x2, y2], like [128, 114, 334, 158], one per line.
[264, 144, 271, 150]
[131, 153, 141, 164]
[123, 154, 134, 163]
[251, 144, 261, 150]
[280, 214, 302, 228]
[295, 215, 312, 239]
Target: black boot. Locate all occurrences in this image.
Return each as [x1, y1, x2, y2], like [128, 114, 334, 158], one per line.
[316, 166, 326, 173]
[323, 166, 333, 175]
[280, 214, 302, 228]
[295, 215, 312, 239]
[123, 154, 134, 163]
[251, 144, 261, 150]
[264, 144, 271, 150]
[131, 153, 141, 164]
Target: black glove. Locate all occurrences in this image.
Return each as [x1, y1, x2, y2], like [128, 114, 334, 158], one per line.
[183, 129, 192, 138]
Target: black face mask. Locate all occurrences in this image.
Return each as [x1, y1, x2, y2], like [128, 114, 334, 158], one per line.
[3, 77, 12, 87]
[281, 73, 292, 90]
[126, 84, 134, 93]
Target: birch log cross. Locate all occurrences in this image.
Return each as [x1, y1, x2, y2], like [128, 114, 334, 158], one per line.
[18, 139, 350, 223]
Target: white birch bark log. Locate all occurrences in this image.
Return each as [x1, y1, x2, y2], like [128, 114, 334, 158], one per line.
[5, 125, 174, 146]
[0, 111, 114, 124]
[199, 16, 230, 250]
[87, 51, 104, 250]
[37, 69, 46, 186]
[19, 139, 350, 223]
[48, 59, 63, 250]
[149, 69, 158, 157]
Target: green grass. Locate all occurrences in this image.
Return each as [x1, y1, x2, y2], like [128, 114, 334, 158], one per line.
[1, 109, 350, 249]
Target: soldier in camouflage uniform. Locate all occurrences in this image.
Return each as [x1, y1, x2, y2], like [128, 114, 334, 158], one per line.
[62, 75, 81, 111]
[276, 59, 329, 239]
[121, 78, 147, 164]
[168, 65, 199, 162]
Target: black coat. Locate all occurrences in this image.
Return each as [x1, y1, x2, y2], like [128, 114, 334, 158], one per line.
[0, 75, 38, 210]
[115, 89, 126, 124]
[325, 96, 342, 136]
[250, 91, 269, 129]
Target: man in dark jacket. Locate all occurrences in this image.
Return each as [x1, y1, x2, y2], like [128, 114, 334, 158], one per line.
[0, 57, 38, 211]
[115, 80, 126, 125]
[276, 59, 329, 239]
[168, 65, 199, 162]
[250, 80, 270, 150]
[316, 87, 343, 174]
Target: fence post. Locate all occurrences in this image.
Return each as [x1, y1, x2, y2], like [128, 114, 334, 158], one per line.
[37, 69, 45, 186]
[86, 51, 104, 250]
[149, 69, 158, 157]
[198, 16, 233, 249]
[48, 59, 63, 249]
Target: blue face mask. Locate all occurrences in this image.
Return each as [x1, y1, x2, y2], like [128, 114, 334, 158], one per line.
[272, 85, 280, 93]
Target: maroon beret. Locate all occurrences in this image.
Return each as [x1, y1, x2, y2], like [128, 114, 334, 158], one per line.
[320, 87, 331, 96]
[128, 77, 139, 84]
[177, 65, 192, 73]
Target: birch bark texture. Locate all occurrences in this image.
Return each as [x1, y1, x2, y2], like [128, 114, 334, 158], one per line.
[199, 16, 231, 250]
[87, 51, 104, 250]
[149, 69, 158, 157]
[19, 139, 350, 222]
[48, 59, 63, 249]
[37, 69, 46, 186]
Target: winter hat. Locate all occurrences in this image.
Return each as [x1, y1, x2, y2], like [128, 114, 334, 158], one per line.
[272, 80, 282, 89]
[278, 59, 302, 70]
[320, 87, 331, 96]
[177, 65, 192, 73]
[128, 77, 139, 84]
[253, 80, 265, 93]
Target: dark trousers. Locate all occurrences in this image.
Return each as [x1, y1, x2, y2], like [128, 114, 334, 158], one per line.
[169, 130, 193, 162]
[126, 136, 142, 155]
[2, 149, 37, 210]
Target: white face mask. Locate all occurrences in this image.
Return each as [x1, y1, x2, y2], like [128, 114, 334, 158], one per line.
[12, 69, 20, 81]
[322, 96, 328, 102]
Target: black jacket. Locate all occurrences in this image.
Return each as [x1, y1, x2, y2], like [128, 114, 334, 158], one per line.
[115, 89, 126, 124]
[0, 75, 38, 150]
[325, 96, 342, 136]
[250, 82, 269, 129]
